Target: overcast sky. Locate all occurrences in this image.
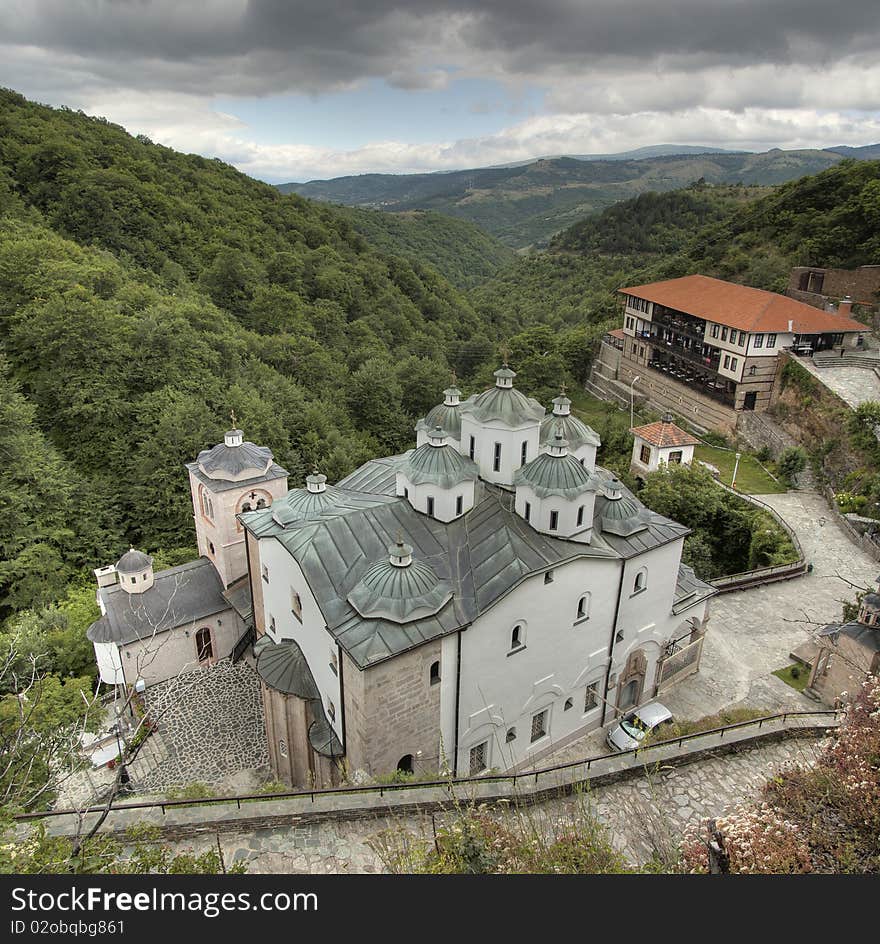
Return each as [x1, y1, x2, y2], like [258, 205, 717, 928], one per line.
[2, 0, 879, 182]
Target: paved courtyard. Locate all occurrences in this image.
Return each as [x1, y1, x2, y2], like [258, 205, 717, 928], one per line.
[800, 361, 880, 409]
[135, 660, 270, 794]
[168, 735, 824, 872]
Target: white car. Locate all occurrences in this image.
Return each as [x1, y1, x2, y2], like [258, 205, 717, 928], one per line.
[605, 702, 673, 752]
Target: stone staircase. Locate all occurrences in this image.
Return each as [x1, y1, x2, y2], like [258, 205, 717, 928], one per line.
[812, 350, 880, 370]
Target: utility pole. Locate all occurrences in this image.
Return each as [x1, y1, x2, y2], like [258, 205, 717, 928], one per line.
[630, 375, 640, 430]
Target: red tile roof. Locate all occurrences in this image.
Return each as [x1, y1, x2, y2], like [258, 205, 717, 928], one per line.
[620, 274, 865, 335]
[631, 420, 701, 449]
[608, 328, 625, 339]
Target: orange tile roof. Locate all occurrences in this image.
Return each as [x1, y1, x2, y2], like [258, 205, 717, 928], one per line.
[631, 420, 701, 449]
[620, 274, 866, 335]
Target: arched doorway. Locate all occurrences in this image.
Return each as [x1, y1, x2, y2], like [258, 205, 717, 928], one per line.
[617, 649, 647, 712]
[397, 754, 414, 775]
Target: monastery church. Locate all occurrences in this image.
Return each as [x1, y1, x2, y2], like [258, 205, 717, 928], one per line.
[88, 366, 714, 787]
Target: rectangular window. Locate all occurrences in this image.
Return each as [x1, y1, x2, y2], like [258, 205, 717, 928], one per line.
[584, 683, 599, 711]
[469, 436, 475, 460]
[668, 450, 683, 464]
[456, 495, 463, 516]
[493, 442, 502, 472]
[530, 709, 548, 743]
[730, 358, 738, 371]
[291, 589, 302, 622]
[723, 355, 730, 369]
[711, 324, 719, 338]
[549, 510, 559, 531]
[427, 496, 435, 517]
[524, 501, 531, 522]
[766, 333, 777, 348]
[640, 444, 651, 464]
[577, 505, 584, 527]
[261, 564, 269, 583]
[753, 333, 764, 348]
[738, 331, 746, 346]
[469, 742, 487, 775]
[721, 327, 728, 341]
[521, 441, 528, 466]
[329, 650, 338, 675]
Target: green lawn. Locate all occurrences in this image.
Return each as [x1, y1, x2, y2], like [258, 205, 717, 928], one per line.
[694, 444, 787, 495]
[773, 663, 811, 692]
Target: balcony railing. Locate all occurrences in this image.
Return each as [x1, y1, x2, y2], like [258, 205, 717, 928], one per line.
[646, 354, 735, 406]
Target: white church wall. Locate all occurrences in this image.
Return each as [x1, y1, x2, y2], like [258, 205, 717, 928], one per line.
[455, 554, 621, 775]
[514, 484, 595, 541]
[439, 631, 460, 772]
[397, 474, 475, 522]
[459, 415, 541, 487]
[259, 537, 343, 745]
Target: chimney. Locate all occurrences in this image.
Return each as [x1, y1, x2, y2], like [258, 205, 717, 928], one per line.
[838, 296, 853, 317]
[94, 564, 117, 589]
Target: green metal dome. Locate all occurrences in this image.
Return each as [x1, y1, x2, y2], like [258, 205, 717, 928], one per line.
[540, 413, 601, 449]
[514, 449, 598, 500]
[595, 478, 649, 536]
[271, 473, 343, 526]
[419, 401, 462, 439]
[347, 541, 453, 623]
[460, 386, 545, 427]
[401, 433, 478, 488]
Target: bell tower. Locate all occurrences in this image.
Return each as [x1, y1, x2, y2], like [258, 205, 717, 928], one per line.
[185, 417, 289, 588]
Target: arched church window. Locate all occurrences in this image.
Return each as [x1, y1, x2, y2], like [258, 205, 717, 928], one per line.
[256, 498, 267, 509]
[633, 567, 647, 594]
[576, 592, 591, 621]
[241, 501, 252, 512]
[430, 661, 440, 685]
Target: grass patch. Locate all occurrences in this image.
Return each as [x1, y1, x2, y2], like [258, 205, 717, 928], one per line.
[641, 707, 769, 746]
[773, 663, 810, 692]
[694, 444, 786, 495]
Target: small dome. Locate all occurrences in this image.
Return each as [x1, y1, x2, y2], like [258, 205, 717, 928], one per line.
[540, 413, 601, 449]
[116, 548, 153, 574]
[514, 451, 597, 500]
[419, 400, 463, 439]
[595, 479, 649, 536]
[401, 436, 479, 489]
[271, 481, 344, 526]
[347, 542, 453, 624]
[197, 430, 274, 482]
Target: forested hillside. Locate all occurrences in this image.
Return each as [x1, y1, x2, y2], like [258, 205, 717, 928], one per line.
[281, 147, 856, 248]
[0, 89, 510, 617]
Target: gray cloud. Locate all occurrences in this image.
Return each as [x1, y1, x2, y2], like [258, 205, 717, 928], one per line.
[2, 0, 879, 97]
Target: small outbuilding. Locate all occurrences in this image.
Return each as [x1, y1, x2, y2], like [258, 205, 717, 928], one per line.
[630, 413, 701, 477]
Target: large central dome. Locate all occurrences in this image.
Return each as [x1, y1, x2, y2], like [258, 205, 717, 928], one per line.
[459, 366, 545, 428]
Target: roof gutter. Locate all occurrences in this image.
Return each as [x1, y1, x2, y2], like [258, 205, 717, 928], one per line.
[600, 561, 628, 728]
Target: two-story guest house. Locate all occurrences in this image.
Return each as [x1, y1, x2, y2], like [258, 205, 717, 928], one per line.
[617, 274, 865, 431]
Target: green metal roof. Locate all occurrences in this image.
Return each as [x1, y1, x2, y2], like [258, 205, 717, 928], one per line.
[514, 452, 598, 499]
[401, 441, 478, 488]
[256, 637, 320, 699]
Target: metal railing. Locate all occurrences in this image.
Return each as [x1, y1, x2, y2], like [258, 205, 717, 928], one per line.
[15, 710, 839, 821]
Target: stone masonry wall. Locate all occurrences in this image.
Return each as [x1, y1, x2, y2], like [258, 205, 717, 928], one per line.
[343, 642, 443, 779]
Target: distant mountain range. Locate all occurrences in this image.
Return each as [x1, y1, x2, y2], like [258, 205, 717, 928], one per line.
[278, 145, 880, 249]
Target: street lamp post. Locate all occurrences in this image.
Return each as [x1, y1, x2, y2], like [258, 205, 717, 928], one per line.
[732, 451, 742, 490]
[630, 375, 641, 430]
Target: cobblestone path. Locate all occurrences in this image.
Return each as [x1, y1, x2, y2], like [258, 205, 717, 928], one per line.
[171, 735, 824, 873]
[136, 660, 269, 793]
[800, 360, 880, 409]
